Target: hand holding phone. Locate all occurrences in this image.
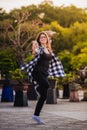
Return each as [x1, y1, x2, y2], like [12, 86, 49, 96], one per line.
[32, 40, 39, 55]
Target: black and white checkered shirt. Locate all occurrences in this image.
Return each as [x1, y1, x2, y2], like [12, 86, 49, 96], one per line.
[21, 47, 65, 86]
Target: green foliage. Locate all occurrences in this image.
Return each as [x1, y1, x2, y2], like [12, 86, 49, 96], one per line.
[9, 70, 28, 89]
[0, 3, 87, 84]
[72, 41, 87, 55]
[71, 47, 87, 70]
[70, 22, 87, 43]
[0, 47, 17, 78]
[9, 69, 23, 80]
[58, 50, 73, 73]
[9, 68, 28, 83]
[25, 55, 33, 62]
[60, 72, 73, 85]
[38, 4, 87, 27]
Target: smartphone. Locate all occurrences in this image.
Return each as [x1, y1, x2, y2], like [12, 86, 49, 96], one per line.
[32, 40, 39, 55]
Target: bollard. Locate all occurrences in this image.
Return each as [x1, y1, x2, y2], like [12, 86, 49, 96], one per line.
[14, 90, 28, 106]
[46, 79, 57, 104]
[1, 79, 14, 102]
[69, 90, 79, 102]
[14, 90, 23, 106]
[28, 84, 37, 100]
[14, 83, 29, 107]
[69, 82, 79, 102]
[82, 91, 87, 101]
[63, 83, 70, 99]
[1, 86, 14, 102]
[46, 88, 57, 104]
[23, 90, 28, 106]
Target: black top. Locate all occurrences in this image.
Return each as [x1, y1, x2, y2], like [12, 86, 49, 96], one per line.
[33, 52, 52, 76]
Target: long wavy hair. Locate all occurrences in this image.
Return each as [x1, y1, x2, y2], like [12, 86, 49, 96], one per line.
[36, 31, 52, 52]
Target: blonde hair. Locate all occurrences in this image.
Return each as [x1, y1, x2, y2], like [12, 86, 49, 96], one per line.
[36, 31, 52, 52]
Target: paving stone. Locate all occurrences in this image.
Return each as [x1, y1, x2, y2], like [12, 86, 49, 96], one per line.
[0, 97, 87, 130]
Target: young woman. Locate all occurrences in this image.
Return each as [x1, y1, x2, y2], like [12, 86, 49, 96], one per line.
[21, 31, 65, 124]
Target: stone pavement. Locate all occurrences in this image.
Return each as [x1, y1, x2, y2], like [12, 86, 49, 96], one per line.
[0, 96, 87, 130]
[0, 89, 87, 130]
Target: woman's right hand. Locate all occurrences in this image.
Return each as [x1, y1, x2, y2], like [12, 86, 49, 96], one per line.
[32, 40, 39, 55]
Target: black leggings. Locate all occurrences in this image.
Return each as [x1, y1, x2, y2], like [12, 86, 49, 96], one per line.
[32, 71, 49, 116]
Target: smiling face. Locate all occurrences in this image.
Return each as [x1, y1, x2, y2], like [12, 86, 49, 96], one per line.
[37, 31, 52, 52]
[37, 32, 49, 46]
[39, 33, 48, 46]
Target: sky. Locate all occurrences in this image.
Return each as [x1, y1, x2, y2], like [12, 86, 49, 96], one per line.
[0, 0, 87, 12]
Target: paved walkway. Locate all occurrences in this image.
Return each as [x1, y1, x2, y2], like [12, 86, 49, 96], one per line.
[0, 95, 87, 130]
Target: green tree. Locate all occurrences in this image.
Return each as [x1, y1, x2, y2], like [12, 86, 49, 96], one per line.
[71, 47, 87, 70]
[38, 4, 87, 27]
[7, 10, 41, 65]
[72, 41, 87, 55]
[70, 22, 87, 44]
[0, 47, 17, 78]
[58, 50, 73, 73]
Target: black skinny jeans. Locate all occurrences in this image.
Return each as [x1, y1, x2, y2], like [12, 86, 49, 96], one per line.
[32, 70, 49, 116]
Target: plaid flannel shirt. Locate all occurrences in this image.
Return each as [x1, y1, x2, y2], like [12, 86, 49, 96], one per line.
[21, 47, 65, 86]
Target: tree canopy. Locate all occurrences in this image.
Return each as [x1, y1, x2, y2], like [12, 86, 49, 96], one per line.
[0, 3, 87, 81]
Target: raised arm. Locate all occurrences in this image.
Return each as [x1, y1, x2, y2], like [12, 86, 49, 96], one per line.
[32, 40, 39, 56]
